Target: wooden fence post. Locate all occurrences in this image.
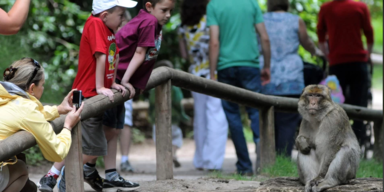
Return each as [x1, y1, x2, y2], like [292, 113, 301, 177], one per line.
[373, 120, 383, 162]
[258, 106, 276, 172]
[155, 80, 173, 180]
[65, 122, 84, 192]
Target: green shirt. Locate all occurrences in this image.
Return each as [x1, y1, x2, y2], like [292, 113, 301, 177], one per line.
[207, 0, 264, 70]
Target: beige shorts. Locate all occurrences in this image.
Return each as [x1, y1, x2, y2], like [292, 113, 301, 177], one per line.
[0, 165, 10, 192]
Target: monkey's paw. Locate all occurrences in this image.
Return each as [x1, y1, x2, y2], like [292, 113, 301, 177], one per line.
[296, 135, 311, 154]
[309, 177, 324, 192]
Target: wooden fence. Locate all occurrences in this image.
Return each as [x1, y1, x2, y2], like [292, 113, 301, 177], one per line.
[0, 64, 382, 192]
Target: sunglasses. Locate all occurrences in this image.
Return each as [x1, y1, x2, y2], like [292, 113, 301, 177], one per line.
[3, 58, 41, 85]
[23, 58, 41, 86]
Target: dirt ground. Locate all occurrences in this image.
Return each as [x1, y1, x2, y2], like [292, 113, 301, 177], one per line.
[29, 139, 264, 192]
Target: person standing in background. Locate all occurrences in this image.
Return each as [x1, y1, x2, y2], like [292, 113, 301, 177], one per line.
[178, 0, 229, 171]
[317, 0, 374, 146]
[207, 0, 271, 175]
[259, 0, 321, 158]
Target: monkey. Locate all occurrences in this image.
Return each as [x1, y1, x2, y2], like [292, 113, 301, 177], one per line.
[296, 85, 360, 192]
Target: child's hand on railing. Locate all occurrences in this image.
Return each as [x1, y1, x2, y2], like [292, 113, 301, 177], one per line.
[112, 83, 127, 97]
[122, 82, 136, 99]
[97, 87, 115, 102]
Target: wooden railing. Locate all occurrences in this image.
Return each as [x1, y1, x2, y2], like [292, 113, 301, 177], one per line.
[0, 64, 382, 192]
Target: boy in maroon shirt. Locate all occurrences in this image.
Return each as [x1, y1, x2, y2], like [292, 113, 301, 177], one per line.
[317, 0, 374, 146]
[116, 0, 175, 94]
[38, 1, 140, 192]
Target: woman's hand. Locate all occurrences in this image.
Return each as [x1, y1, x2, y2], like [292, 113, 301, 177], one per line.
[122, 82, 136, 99]
[58, 89, 76, 115]
[63, 102, 84, 131]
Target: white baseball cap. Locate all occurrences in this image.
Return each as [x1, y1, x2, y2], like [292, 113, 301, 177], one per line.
[92, 0, 138, 15]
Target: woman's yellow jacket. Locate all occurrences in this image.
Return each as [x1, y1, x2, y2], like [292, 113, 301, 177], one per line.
[0, 83, 71, 162]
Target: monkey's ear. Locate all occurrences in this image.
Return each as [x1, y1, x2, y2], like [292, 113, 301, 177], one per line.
[300, 88, 305, 96]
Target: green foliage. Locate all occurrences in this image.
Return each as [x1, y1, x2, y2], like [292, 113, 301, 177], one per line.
[372, 64, 383, 89]
[261, 155, 298, 177]
[372, 17, 383, 54]
[209, 171, 256, 181]
[132, 127, 146, 143]
[260, 155, 383, 178]
[357, 159, 383, 178]
[24, 145, 44, 166]
[0, 0, 89, 103]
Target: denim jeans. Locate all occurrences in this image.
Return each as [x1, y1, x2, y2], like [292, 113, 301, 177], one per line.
[218, 66, 262, 174]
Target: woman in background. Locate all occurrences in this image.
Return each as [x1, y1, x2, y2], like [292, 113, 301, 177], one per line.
[259, 0, 321, 157]
[178, 0, 228, 171]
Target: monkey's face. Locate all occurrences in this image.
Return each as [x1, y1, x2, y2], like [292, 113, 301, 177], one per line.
[300, 85, 333, 115]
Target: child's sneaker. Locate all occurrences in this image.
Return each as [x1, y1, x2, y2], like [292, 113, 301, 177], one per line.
[103, 175, 140, 191]
[37, 175, 57, 192]
[84, 169, 104, 192]
[57, 167, 65, 192]
[120, 160, 134, 172]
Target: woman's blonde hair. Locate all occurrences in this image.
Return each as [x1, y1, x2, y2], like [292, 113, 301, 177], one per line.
[3, 58, 44, 91]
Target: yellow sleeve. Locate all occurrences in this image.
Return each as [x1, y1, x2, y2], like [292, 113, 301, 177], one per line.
[20, 107, 71, 162]
[42, 105, 60, 121]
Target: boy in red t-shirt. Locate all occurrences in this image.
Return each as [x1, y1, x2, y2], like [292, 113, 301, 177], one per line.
[37, 1, 140, 192]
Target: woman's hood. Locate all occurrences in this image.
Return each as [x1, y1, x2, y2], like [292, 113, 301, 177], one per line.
[0, 81, 29, 106]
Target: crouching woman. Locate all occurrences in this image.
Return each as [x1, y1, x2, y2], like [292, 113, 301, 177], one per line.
[0, 58, 84, 192]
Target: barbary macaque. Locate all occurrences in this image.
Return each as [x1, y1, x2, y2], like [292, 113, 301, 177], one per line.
[296, 85, 360, 192]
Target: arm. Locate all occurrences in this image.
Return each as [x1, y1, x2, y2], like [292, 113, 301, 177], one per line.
[362, 4, 374, 62]
[209, 25, 220, 80]
[296, 121, 315, 154]
[0, 0, 31, 35]
[255, 23, 271, 85]
[22, 110, 70, 162]
[111, 54, 129, 97]
[121, 46, 148, 90]
[298, 18, 317, 56]
[95, 52, 115, 101]
[179, 37, 189, 60]
[317, 7, 329, 60]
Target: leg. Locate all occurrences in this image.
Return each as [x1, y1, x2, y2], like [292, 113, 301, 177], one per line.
[103, 103, 140, 191]
[120, 125, 132, 158]
[80, 113, 108, 192]
[218, 67, 253, 174]
[274, 111, 301, 157]
[239, 67, 263, 173]
[191, 91, 208, 169]
[313, 146, 360, 192]
[238, 67, 262, 144]
[348, 63, 369, 146]
[120, 99, 133, 163]
[103, 126, 120, 170]
[3, 160, 28, 192]
[202, 96, 228, 170]
[171, 124, 183, 168]
[297, 150, 320, 192]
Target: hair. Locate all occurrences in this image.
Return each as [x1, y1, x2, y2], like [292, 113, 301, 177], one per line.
[143, 0, 175, 12]
[180, 0, 208, 26]
[93, 6, 117, 17]
[267, 0, 289, 12]
[3, 58, 44, 91]
[143, 0, 162, 11]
